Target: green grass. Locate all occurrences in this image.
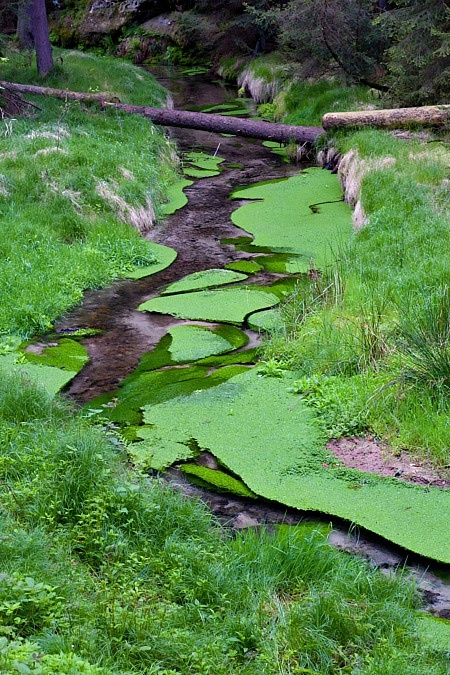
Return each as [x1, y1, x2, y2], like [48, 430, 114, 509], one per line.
[279, 79, 377, 127]
[0, 371, 449, 673]
[0, 47, 179, 338]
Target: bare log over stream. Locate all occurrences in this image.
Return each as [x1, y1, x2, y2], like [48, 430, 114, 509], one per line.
[102, 102, 324, 144]
[322, 105, 450, 129]
[0, 80, 324, 144]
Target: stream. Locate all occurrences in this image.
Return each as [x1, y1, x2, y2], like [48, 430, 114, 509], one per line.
[56, 66, 450, 616]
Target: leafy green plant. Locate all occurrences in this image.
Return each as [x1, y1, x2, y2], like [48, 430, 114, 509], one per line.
[0, 574, 62, 637]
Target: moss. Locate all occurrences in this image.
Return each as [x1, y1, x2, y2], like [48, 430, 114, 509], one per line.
[85, 364, 250, 430]
[257, 253, 310, 274]
[181, 464, 257, 498]
[140, 369, 450, 563]
[23, 338, 88, 372]
[139, 287, 280, 324]
[230, 169, 353, 271]
[196, 348, 258, 368]
[162, 269, 247, 294]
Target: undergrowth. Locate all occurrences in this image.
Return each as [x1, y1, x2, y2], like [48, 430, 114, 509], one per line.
[0, 370, 448, 674]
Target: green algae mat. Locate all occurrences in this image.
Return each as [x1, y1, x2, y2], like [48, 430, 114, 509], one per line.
[230, 168, 353, 271]
[166, 324, 247, 362]
[159, 178, 193, 216]
[182, 151, 225, 179]
[139, 288, 280, 324]
[0, 337, 89, 396]
[125, 242, 177, 279]
[139, 369, 450, 563]
[162, 269, 247, 294]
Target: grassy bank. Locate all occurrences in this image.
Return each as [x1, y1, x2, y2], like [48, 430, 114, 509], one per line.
[0, 48, 178, 337]
[258, 69, 450, 463]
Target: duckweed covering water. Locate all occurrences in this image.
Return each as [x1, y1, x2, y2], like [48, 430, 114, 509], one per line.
[86, 364, 251, 428]
[24, 338, 89, 371]
[0, 337, 89, 396]
[182, 151, 225, 179]
[159, 178, 193, 216]
[140, 369, 450, 563]
[181, 463, 257, 498]
[167, 324, 245, 361]
[139, 288, 280, 324]
[162, 269, 247, 294]
[126, 242, 177, 279]
[0, 353, 78, 396]
[247, 309, 283, 332]
[231, 169, 352, 270]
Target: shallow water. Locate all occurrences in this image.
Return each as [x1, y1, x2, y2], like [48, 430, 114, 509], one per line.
[60, 67, 300, 400]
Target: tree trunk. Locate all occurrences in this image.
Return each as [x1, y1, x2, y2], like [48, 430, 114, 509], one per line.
[102, 102, 324, 144]
[0, 81, 324, 144]
[17, 0, 34, 50]
[0, 81, 121, 103]
[322, 106, 450, 129]
[33, 0, 53, 76]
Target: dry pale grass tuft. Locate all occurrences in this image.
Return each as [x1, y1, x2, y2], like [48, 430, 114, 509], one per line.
[46, 176, 83, 209]
[238, 69, 278, 103]
[26, 127, 70, 142]
[338, 150, 396, 229]
[34, 147, 67, 156]
[0, 151, 17, 160]
[96, 180, 155, 233]
[0, 176, 9, 197]
[119, 167, 135, 181]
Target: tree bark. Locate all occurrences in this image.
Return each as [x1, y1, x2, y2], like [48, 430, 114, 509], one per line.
[0, 81, 324, 144]
[322, 106, 450, 129]
[0, 81, 121, 103]
[102, 102, 324, 144]
[17, 0, 34, 50]
[33, 0, 53, 76]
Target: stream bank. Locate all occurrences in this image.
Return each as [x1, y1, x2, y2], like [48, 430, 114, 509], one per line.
[54, 67, 450, 617]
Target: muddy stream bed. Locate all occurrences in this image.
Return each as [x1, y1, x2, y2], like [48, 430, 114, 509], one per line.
[55, 67, 450, 615]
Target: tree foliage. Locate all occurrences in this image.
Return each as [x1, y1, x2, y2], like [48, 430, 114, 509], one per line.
[246, 0, 450, 103]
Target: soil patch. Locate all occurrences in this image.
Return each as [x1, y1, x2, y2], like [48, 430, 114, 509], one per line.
[328, 436, 450, 488]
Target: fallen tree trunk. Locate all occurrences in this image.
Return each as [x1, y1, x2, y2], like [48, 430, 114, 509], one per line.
[0, 80, 324, 144]
[102, 102, 324, 144]
[322, 105, 450, 130]
[0, 81, 121, 103]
